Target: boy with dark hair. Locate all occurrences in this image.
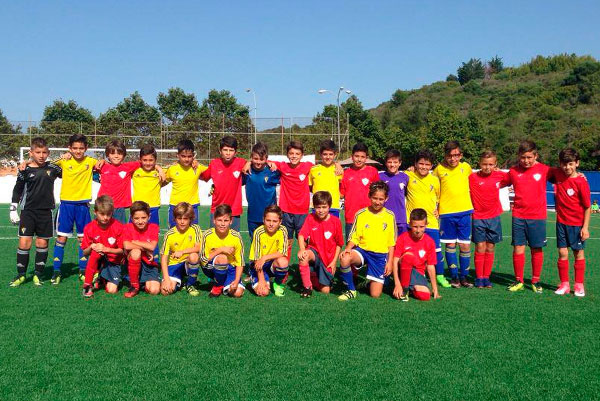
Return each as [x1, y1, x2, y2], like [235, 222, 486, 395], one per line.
[297, 191, 344, 297]
[9, 138, 62, 287]
[552, 148, 591, 297]
[81, 195, 125, 297]
[200, 135, 246, 232]
[309, 140, 343, 218]
[379, 149, 409, 234]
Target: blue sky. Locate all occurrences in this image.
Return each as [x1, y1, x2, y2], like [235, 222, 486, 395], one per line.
[1, 0, 599, 122]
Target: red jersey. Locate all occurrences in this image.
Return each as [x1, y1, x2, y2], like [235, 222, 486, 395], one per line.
[122, 222, 160, 265]
[81, 219, 124, 264]
[501, 163, 552, 220]
[97, 161, 140, 208]
[552, 170, 591, 226]
[275, 161, 313, 214]
[469, 170, 507, 220]
[394, 231, 437, 275]
[340, 166, 380, 223]
[200, 157, 246, 215]
[299, 213, 344, 267]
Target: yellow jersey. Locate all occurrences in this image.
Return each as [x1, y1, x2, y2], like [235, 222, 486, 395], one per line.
[309, 164, 342, 209]
[132, 167, 161, 208]
[161, 224, 203, 265]
[348, 207, 396, 253]
[55, 156, 97, 201]
[249, 225, 288, 261]
[165, 163, 208, 205]
[405, 171, 440, 229]
[201, 228, 244, 267]
[433, 162, 473, 215]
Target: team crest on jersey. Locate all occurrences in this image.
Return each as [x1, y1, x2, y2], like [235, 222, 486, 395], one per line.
[188, 235, 192, 241]
[495, 182, 500, 188]
[85, 164, 90, 170]
[361, 178, 369, 186]
[365, 224, 370, 229]
[68, 165, 73, 170]
[460, 168, 464, 174]
[399, 183, 405, 190]
[324, 231, 332, 239]
[46, 170, 51, 176]
[567, 188, 575, 196]
[233, 171, 240, 178]
[264, 176, 269, 183]
[430, 184, 434, 191]
[299, 174, 306, 181]
[533, 173, 541, 181]
[418, 249, 426, 258]
[382, 223, 387, 231]
[21, 227, 26, 234]
[108, 237, 116, 245]
[118, 171, 127, 179]
[412, 179, 417, 184]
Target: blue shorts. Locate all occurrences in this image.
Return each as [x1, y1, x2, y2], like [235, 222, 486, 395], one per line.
[308, 248, 334, 287]
[167, 262, 187, 288]
[247, 220, 262, 240]
[556, 222, 585, 250]
[282, 212, 307, 239]
[202, 259, 245, 293]
[397, 223, 408, 235]
[249, 260, 273, 288]
[511, 217, 547, 248]
[99, 260, 123, 285]
[56, 201, 92, 237]
[424, 228, 442, 253]
[440, 211, 472, 244]
[168, 204, 199, 228]
[210, 214, 240, 232]
[472, 216, 503, 244]
[409, 268, 429, 290]
[140, 262, 160, 283]
[353, 247, 388, 284]
[311, 209, 340, 218]
[112, 208, 128, 224]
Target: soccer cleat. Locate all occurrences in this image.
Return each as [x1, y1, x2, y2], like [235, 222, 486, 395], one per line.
[450, 278, 461, 288]
[300, 287, 313, 298]
[554, 282, 570, 295]
[209, 285, 223, 298]
[474, 278, 484, 288]
[574, 283, 585, 297]
[9, 275, 26, 287]
[531, 282, 543, 294]
[50, 272, 62, 285]
[399, 292, 409, 302]
[186, 285, 200, 297]
[460, 277, 474, 288]
[507, 281, 524, 292]
[124, 287, 139, 298]
[338, 290, 357, 301]
[483, 278, 493, 288]
[436, 275, 451, 288]
[32, 274, 43, 287]
[82, 286, 93, 298]
[78, 273, 85, 282]
[273, 282, 285, 297]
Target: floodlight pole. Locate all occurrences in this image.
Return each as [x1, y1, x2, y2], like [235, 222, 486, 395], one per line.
[246, 89, 257, 144]
[318, 87, 351, 150]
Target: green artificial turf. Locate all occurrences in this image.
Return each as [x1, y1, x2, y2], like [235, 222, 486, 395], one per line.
[0, 205, 598, 400]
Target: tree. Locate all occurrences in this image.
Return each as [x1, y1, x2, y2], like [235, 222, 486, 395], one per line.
[39, 100, 95, 147]
[390, 89, 409, 106]
[488, 55, 504, 74]
[100, 91, 160, 122]
[157, 87, 201, 123]
[200, 89, 249, 120]
[446, 74, 459, 82]
[42, 99, 94, 122]
[0, 109, 27, 159]
[457, 58, 485, 85]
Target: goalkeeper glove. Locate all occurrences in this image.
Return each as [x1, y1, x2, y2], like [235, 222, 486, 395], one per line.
[9, 203, 20, 225]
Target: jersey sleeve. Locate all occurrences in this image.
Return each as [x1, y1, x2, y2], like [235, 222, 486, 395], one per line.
[465, 163, 473, 175]
[149, 224, 160, 242]
[426, 239, 437, 266]
[120, 225, 132, 242]
[393, 235, 405, 258]
[385, 213, 397, 247]
[371, 167, 380, 183]
[334, 218, 344, 247]
[165, 166, 174, 183]
[249, 229, 260, 260]
[349, 216, 360, 245]
[340, 173, 348, 196]
[81, 224, 93, 250]
[308, 166, 316, 186]
[269, 170, 280, 186]
[125, 161, 142, 173]
[199, 161, 212, 181]
[196, 163, 208, 178]
[161, 231, 172, 257]
[234, 234, 244, 267]
[193, 225, 203, 245]
[433, 175, 441, 200]
[11, 170, 26, 204]
[115, 224, 125, 249]
[432, 166, 440, 179]
[278, 228, 289, 255]
[500, 170, 512, 187]
[298, 216, 311, 239]
[579, 178, 592, 208]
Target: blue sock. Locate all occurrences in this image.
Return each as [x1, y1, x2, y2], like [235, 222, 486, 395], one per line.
[52, 240, 66, 272]
[213, 268, 228, 286]
[78, 248, 87, 273]
[340, 266, 355, 291]
[186, 263, 200, 286]
[445, 247, 458, 278]
[459, 251, 471, 278]
[273, 265, 288, 285]
[435, 250, 445, 275]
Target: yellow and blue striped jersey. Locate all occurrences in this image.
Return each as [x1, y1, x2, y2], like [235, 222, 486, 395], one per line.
[309, 164, 342, 209]
[249, 225, 288, 261]
[433, 162, 473, 215]
[55, 156, 97, 201]
[165, 163, 207, 205]
[348, 207, 396, 253]
[132, 167, 161, 208]
[201, 228, 244, 267]
[405, 171, 440, 229]
[161, 224, 203, 265]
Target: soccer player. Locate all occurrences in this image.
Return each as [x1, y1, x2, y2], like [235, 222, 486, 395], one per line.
[552, 148, 591, 297]
[201, 136, 246, 232]
[53, 134, 97, 283]
[243, 142, 280, 239]
[405, 149, 448, 288]
[308, 140, 343, 218]
[122, 201, 160, 298]
[340, 142, 380, 239]
[379, 149, 409, 234]
[297, 191, 344, 297]
[160, 202, 203, 296]
[9, 138, 62, 287]
[81, 195, 125, 297]
[591, 200, 599, 214]
[469, 150, 507, 288]
[338, 181, 396, 301]
[501, 140, 554, 293]
[248, 205, 289, 297]
[200, 204, 246, 298]
[164, 139, 207, 227]
[433, 141, 473, 288]
[392, 208, 441, 301]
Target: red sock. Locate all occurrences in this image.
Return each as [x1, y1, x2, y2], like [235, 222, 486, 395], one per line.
[574, 258, 586, 284]
[400, 254, 415, 288]
[557, 259, 570, 283]
[412, 290, 431, 301]
[513, 252, 525, 282]
[128, 257, 141, 290]
[298, 264, 312, 288]
[474, 252, 485, 279]
[531, 249, 544, 284]
[84, 250, 102, 286]
[483, 252, 495, 278]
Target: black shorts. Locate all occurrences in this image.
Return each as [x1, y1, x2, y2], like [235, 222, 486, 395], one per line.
[140, 262, 161, 283]
[19, 209, 54, 238]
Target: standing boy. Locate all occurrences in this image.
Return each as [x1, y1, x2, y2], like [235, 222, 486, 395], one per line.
[132, 144, 163, 227]
[379, 149, 409, 234]
[309, 140, 343, 218]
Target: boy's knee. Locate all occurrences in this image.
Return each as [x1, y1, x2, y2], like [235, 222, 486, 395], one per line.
[213, 254, 228, 265]
[188, 252, 199, 264]
[129, 249, 142, 260]
[105, 284, 118, 294]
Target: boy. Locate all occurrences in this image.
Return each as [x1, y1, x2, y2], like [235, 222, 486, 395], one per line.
[200, 204, 245, 298]
[340, 142, 380, 239]
[9, 138, 62, 287]
[468, 150, 507, 288]
[433, 141, 473, 288]
[308, 140, 343, 218]
[122, 201, 160, 297]
[591, 200, 599, 214]
[243, 142, 280, 239]
[160, 202, 203, 296]
[338, 181, 396, 300]
[297, 191, 344, 297]
[405, 150, 448, 288]
[248, 205, 289, 297]
[201, 136, 246, 232]
[81, 195, 125, 297]
[501, 140, 554, 293]
[53, 134, 98, 283]
[392, 208, 441, 301]
[379, 149, 409, 234]
[164, 140, 207, 227]
[552, 148, 591, 297]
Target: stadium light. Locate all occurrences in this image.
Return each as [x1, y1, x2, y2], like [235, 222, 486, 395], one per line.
[318, 87, 352, 148]
[245, 89, 257, 144]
